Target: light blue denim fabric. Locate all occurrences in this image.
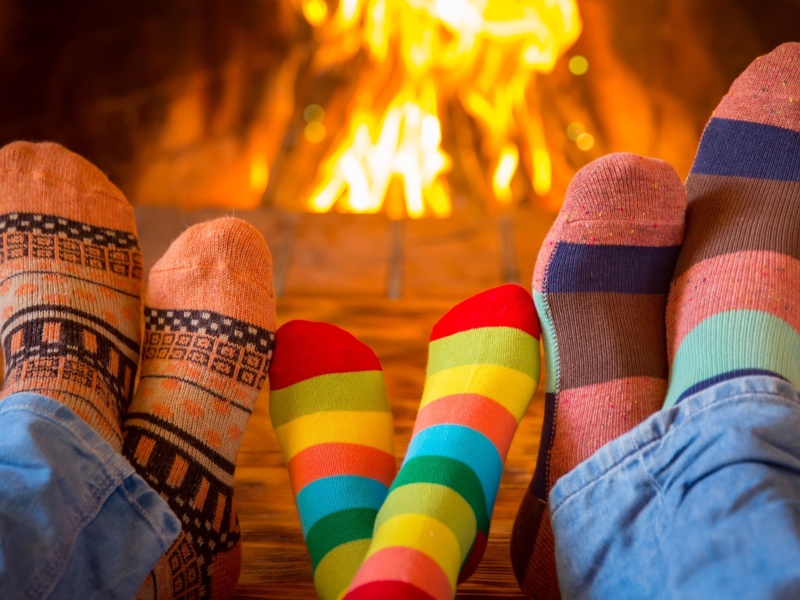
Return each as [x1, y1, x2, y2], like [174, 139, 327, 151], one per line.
[550, 375, 800, 600]
[0, 393, 181, 599]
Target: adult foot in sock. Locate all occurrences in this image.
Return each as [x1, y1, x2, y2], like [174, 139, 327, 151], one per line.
[666, 42, 800, 407]
[269, 321, 396, 600]
[511, 153, 686, 599]
[123, 218, 276, 599]
[345, 284, 540, 600]
[0, 141, 143, 451]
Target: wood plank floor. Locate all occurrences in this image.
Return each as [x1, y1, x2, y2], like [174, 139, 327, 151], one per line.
[135, 205, 555, 599]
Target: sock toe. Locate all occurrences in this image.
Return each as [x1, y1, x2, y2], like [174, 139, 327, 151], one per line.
[146, 217, 275, 331]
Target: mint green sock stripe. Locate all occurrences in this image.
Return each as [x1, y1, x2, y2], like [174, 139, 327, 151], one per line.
[269, 370, 390, 427]
[665, 309, 800, 408]
[426, 327, 538, 375]
[534, 291, 560, 394]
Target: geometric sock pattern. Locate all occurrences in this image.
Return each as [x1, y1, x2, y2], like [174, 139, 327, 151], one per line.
[269, 320, 396, 600]
[665, 42, 800, 408]
[345, 284, 540, 600]
[123, 218, 276, 600]
[511, 153, 687, 599]
[0, 141, 143, 452]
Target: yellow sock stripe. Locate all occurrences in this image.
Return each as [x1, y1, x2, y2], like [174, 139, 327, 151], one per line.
[374, 483, 477, 563]
[367, 513, 461, 592]
[314, 538, 372, 600]
[274, 411, 395, 461]
[420, 364, 537, 421]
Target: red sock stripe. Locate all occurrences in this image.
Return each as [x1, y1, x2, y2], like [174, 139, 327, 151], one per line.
[412, 394, 520, 459]
[269, 320, 382, 390]
[430, 284, 540, 341]
[288, 443, 397, 495]
[347, 547, 452, 600]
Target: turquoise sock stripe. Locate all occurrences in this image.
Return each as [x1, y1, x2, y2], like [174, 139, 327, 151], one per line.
[403, 424, 503, 515]
[665, 310, 800, 407]
[296, 476, 389, 537]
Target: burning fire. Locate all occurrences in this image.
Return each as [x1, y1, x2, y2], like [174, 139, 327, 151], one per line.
[297, 0, 581, 218]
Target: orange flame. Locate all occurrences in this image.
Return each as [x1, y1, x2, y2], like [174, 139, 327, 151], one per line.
[299, 0, 581, 217]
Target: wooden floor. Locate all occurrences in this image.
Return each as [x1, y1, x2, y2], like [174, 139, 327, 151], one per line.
[135, 205, 555, 599]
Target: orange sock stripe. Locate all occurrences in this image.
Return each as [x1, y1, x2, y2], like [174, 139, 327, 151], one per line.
[412, 393, 520, 459]
[349, 547, 453, 599]
[289, 443, 397, 495]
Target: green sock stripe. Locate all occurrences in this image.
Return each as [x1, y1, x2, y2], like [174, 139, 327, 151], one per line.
[391, 455, 490, 533]
[306, 507, 378, 572]
[269, 370, 390, 427]
[426, 327, 538, 376]
[666, 309, 800, 407]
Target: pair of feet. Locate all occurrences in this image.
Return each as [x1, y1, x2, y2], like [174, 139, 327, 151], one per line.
[512, 41, 800, 598]
[0, 141, 276, 599]
[271, 41, 800, 600]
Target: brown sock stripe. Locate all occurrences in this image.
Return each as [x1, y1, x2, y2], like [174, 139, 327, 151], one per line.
[549, 292, 669, 389]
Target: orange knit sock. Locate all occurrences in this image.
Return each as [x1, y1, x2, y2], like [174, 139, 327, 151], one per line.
[123, 218, 276, 599]
[0, 141, 143, 452]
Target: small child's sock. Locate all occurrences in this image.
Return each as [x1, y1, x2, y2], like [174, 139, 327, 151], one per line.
[0, 141, 143, 451]
[269, 320, 396, 600]
[123, 218, 276, 599]
[666, 42, 800, 407]
[345, 284, 540, 600]
[511, 153, 686, 598]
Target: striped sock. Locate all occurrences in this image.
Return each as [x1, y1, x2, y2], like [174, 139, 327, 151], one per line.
[0, 142, 143, 452]
[269, 320, 396, 600]
[344, 284, 540, 600]
[510, 153, 686, 599]
[665, 42, 800, 407]
[123, 218, 276, 599]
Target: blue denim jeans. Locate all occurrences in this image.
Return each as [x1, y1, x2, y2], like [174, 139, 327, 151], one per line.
[0, 393, 181, 599]
[551, 375, 800, 599]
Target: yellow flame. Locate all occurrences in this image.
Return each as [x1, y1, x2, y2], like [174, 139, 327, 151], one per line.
[249, 155, 269, 196]
[300, 0, 581, 217]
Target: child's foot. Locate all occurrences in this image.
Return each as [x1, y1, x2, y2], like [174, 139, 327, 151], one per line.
[269, 321, 397, 600]
[666, 42, 800, 407]
[345, 284, 540, 600]
[0, 141, 143, 451]
[511, 153, 686, 598]
[123, 218, 276, 599]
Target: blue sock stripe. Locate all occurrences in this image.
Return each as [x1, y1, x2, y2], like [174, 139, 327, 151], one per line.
[545, 243, 680, 293]
[296, 475, 389, 537]
[692, 118, 800, 181]
[404, 424, 503, 513]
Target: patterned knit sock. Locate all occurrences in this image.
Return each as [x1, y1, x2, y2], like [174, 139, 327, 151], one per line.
[123, 218, 276, 599]
[269, 320, 396, 600]
[510, 153, 686, 599]
[0, 141, 142, 452]
[665, 42, 800, 407]
[344, 284, 540, 600]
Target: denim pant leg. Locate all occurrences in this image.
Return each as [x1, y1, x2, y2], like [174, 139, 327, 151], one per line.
[0, 393, 181, 599]
[550, 375, 800, 600]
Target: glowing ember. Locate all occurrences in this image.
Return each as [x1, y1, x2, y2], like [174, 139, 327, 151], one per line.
[299, 0, 581, 217]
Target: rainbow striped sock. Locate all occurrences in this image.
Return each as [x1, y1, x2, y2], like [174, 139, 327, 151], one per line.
[269, 320, 397, 600]
[665, 43, 800, 407]
[344, 284, 540, 600]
